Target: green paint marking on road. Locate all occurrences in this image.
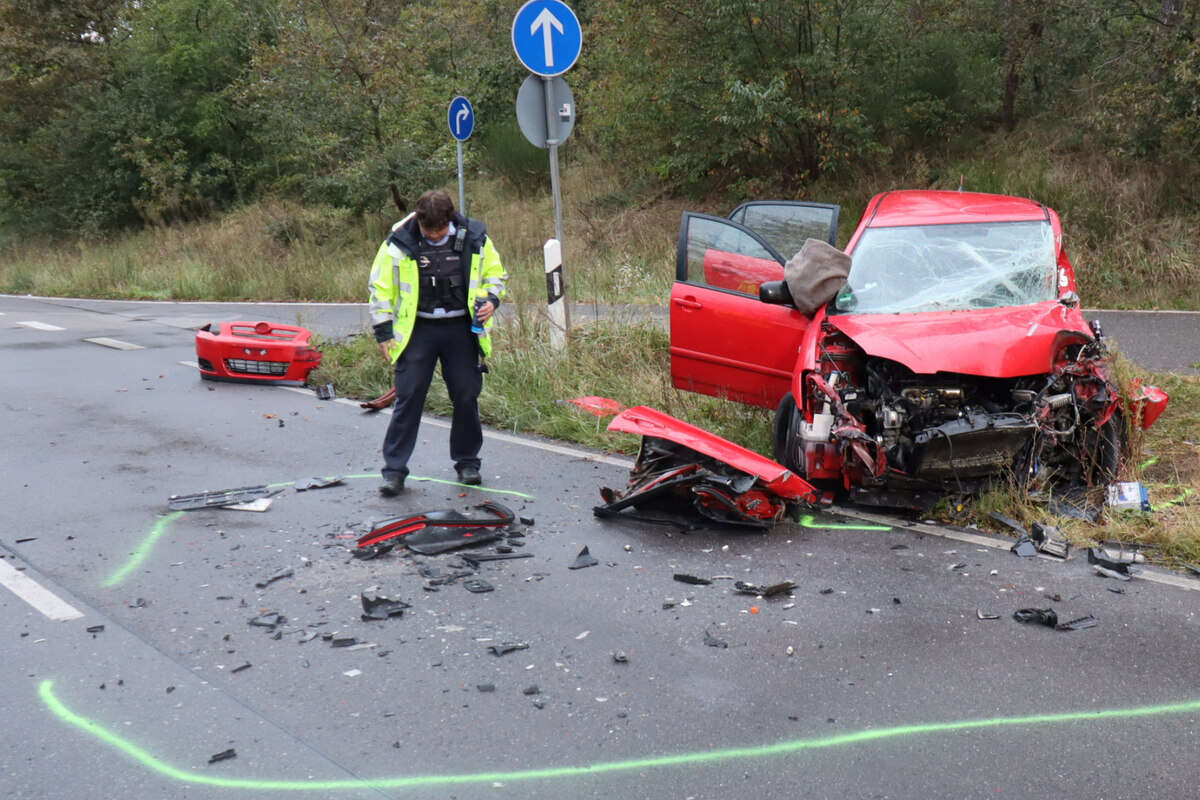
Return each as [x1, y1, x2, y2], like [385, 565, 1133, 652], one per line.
[102, 475, 533, 588]
[407, 475, 534, 499]
[38, 680, 1200, 792]
[101, 512, 184, 588]
[798, 514, 891, 531]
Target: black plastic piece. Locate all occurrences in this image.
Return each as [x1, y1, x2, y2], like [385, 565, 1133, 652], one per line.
[1011, 538, 1038, 557]
[569, 546, 599, 570]
[488, 642, 529, 656]
[1013, 608, 1058, 627]
[463, 579, 494, 593]
[674, 573, 711, 585]
[703, 629, 728, 648]
[361, 594, 409, 620]
[405, 528, 503, 555]
[255, 568, 293, 588]
[1055, 615, 1098, 631]
[208, 749, 237, 764]
[169, 485, 274, 511]
[460, 552, 533, 566]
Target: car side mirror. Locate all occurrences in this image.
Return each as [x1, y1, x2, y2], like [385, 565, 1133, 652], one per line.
[759, 280, 794, 306]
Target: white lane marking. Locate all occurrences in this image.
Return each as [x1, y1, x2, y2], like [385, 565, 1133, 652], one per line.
[276, 386, 635, 468]
[830, 507, 1200, 592]
[0, 559, 84, 621]
[17, 320, 65, 331]
[84, 337, 144, 350]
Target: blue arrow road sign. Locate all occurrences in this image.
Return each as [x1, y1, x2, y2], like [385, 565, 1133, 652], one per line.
[448, 96, 474, 141]
[511, 0, 581, 77]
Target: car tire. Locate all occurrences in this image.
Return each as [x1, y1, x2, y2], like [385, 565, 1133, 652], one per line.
[773, 392, 803, 473]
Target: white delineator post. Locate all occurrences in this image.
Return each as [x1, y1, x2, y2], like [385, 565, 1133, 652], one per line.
[544, 238, 567, 351]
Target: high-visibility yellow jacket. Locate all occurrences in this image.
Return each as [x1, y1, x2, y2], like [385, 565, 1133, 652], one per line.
[368, 213, 507, 362]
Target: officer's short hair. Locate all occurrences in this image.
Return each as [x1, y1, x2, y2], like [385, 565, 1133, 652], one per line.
[416, 190, 455, 230]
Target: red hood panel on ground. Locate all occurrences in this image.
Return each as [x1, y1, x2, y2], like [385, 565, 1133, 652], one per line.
[608, 406, 817, 501]
[827, 302, 1093, 377]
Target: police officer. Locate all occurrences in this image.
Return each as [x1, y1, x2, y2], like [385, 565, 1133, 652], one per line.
[368, 190, 507, 495]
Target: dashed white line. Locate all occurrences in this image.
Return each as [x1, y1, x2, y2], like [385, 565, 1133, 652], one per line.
[17, 320, 64, 331]
[0, 559, 84, 621]
[84, 337, 144, 350]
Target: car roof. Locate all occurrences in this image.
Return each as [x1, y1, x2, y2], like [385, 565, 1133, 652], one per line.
[865, 190, 1049, 227]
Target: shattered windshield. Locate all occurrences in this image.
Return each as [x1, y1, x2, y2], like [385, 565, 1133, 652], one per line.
[833, 220, 1058, 314]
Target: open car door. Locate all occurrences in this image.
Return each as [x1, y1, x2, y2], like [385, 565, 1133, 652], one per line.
[669, 202, 839, 409]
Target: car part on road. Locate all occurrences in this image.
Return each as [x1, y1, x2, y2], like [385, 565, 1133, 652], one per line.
[734, 580, 796, 597]
[674, 573, 711, 585]
[463, 579, 494, 593]
[977, 609, 1001, 620]
[208, 748, 237, 764]
[1055, 614, 1098, 631]
[596, 405, 818, 528]
[1031, 522, 1070, 558]
[314, 382, 336, 400]
[360, 388, 396, 410]
[248, 612, 285, 628]
[168, 485, 277, 511]
[361, 593, 409, 620]
[703, 629, 728, 648]
[1011, 538, 1039, 557]
[195, 321, 321, 383]
[254, 568, 294, 588]
[294, 476, 343, 491]
[568, 546, 599, 570]
[405, 527, 503, 556]
[1013, 608, 1059, 627]
[460, 552, 534, 567]
[488, 642, 529, 656]
[356, 502, 515, 550]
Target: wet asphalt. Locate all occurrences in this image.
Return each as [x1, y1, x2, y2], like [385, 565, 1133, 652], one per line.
[1, 294, 1199, 800]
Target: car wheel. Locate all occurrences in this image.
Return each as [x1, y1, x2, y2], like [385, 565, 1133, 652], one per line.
[773, 392, 803, 473]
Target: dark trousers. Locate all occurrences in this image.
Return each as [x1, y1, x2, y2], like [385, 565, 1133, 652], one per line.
[381, 318, 483, 480]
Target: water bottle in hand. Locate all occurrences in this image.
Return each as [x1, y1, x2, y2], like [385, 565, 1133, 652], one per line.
[470, 299, 486, 335]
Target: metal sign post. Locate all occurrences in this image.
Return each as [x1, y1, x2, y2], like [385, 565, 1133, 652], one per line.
[542, 76, 568, 337]
[447, 96, 474, 214]
[512, 0, 581, 348]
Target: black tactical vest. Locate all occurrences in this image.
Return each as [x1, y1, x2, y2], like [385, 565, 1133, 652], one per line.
[415, 236, 468, 314]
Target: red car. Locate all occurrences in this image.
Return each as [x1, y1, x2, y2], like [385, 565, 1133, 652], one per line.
[195, 321, 322, 383]
[669, 191, 1167, 508]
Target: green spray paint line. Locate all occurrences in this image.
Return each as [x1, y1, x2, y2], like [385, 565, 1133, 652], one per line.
[101, 512, 184, 588]
[40, 679, 1200, 792]
[798, 514, 891, 531]
[102, 475, 532, 589]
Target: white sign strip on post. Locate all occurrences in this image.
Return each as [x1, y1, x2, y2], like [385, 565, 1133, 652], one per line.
[544, 238, 567, 351]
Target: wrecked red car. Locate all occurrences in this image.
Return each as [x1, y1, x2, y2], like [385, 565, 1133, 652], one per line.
[195, 321, 322, 383]
[669, 191, 1167, 508]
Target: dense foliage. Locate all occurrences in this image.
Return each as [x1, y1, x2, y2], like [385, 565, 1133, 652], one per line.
[1, 0, 1196, 234]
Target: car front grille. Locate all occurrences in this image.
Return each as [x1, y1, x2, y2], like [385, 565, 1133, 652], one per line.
[224, 358, 289, 376]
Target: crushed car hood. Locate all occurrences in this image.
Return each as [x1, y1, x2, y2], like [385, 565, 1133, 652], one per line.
[826, 302, 1093, 378]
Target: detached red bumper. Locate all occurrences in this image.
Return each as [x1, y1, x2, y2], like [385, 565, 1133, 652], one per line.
[195, 321, 322, 383]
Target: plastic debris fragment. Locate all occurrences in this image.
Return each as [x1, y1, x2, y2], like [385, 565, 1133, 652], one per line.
[977, 610, 1000, 620]
[488, 642, 530, 656]
[569, 546, 599, 570]
[463, 579, 494, 593]
[612, 651, 628, 663]
[1012, 608, 1058, 627]
[208, 749, 237, 764]
[1010, 538, 1038, 558]
[248, 612, 285, 629]
[231, 662, 251, 673]
[295, 476, 343, 491]
[461, 552, 533, 566]
[1031, 523, 1069, 558]
[674, 573, 711, 585]
[702, 629, 728, 648]
[734, 580, 796, 596]
[361, 594, 409, 621]
[169, 486, 275, 511]
[1055, 615, 1098, 631]
[255, 568, 294, 588]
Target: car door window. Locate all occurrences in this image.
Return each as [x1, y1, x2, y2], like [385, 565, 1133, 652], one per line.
[728, 202, 840, 258]
[679, 213, 783, 295]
